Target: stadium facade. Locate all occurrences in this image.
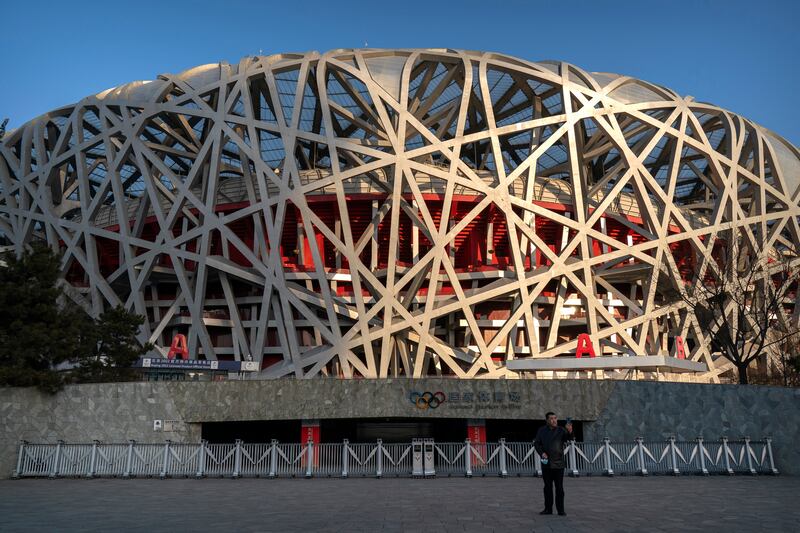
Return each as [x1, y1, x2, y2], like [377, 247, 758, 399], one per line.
[1, 48, 799, 384]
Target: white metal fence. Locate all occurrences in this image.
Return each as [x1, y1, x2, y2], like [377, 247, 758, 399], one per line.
[13, 436, 779, 479]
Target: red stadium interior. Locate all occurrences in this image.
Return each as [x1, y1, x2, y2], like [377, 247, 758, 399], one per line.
[62, 192, 698, 369]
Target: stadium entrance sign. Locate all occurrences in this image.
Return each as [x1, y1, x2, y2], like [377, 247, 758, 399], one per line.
[407, 389, 522, 411]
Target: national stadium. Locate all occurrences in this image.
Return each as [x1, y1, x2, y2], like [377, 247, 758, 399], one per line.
[1, 48, 799, 386]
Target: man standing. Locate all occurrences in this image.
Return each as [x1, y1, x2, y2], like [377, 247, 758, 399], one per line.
[534, 412, 574, 516]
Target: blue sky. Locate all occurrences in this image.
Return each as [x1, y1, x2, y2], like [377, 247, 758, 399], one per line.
[2, 0, 798, 145]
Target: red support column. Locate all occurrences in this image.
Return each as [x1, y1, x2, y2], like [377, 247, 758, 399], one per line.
[301, 420, 320, 467]
[301, 420, 320, 445]
[467, 419, 487, 465]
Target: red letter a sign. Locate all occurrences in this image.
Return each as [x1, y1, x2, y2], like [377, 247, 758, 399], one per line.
[575, 333, 596, 358]
[167, 334, 189, 360]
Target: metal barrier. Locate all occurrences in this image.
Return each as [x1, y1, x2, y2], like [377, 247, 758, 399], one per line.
[13, 437, 780, 479]
[381, 442, 414, 477]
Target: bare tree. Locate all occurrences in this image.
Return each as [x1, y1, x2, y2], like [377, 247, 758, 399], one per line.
[766, 334, 800, 387]
[667, 241, 800, 384]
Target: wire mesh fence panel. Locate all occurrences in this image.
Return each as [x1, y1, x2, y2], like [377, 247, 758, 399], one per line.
[569, 442, 605, 475]
[315, 443, 343, 477]
[128, 444, 166, 477]
[344, 443, 379, 477]
[381, 443, 414, 477]
[433, 442, 467, 476]
[204, 444, 236, 477]
[607, 442, 638, 475]
[239, 443, 273, 477]
[166, 444, 202, 477]
[57, 444, 94, 477]
[94, 444, 129, 477]
[19, 444, 58, 477]
[504, 442, 538, 476]
[274, 443, 306, 478]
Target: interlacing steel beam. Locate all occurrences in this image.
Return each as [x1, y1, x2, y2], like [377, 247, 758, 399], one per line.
[1, 49, 799, 381]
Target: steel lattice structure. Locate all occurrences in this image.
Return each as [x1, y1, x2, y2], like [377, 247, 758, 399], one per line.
[1, 49, 798, 381]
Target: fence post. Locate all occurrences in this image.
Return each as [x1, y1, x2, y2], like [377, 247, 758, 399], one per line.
[269, 439, 278, 478]
[342, 439, 349, 478]
[160, 440, 171, 479]
[464, 439, 472, 478]
[13, 441, 26, 479]
[697, 437, 708, 475]
[50, 440, 63, 479]
[568, 440, 579, 477]
[376, 439, 383, 478]
[87, 440, 99, 479]
[603, 437, 614, 476]
[498, 438, 508, 477]
[196, 440, 206, 478]
[233, 439, 242, 479]
[123, 440, 135, 478]
[743, 437, 756, 475]
[668, 436, 679, 475]
[721, 437, 733, 475]
[305, 438, 313, 478]
[765, 437, 779, 475]
[636, 437, 648, 476]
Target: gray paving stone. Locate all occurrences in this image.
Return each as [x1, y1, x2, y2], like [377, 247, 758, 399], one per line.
[0, 476, 798, 532]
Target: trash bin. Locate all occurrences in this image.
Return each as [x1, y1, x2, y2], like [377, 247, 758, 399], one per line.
[412, 439, 424, 477]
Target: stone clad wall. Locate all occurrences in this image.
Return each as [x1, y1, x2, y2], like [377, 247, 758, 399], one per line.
[2, 379, 798, 477]
[0, 382, 200, 479]
[584, 382, 800, 475]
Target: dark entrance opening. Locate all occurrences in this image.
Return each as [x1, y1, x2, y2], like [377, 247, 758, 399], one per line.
[321, 418, 466, 442]
[202, 420, 300, 443]
[486, 419, 584, 441]
[200, 418, 583, 443]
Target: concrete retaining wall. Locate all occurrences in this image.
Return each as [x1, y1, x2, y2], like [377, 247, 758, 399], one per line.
[584, 381, 800, 475]
[2, 379, 798, 477]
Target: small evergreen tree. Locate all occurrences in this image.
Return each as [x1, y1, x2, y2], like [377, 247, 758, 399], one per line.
[0, 244, 93, 392]
[0, 245, 152, 391]
[72, 306, 154, 383]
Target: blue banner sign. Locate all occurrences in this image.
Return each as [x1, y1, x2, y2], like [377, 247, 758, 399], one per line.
[135, 358, 259, 372]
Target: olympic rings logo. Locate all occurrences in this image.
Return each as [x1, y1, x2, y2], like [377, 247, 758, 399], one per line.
[410, 391, 446, 409]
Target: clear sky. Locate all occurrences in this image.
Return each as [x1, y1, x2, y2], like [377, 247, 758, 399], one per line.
[2, 0, 798, 145]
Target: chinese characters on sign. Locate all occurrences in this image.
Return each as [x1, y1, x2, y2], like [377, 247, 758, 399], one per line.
[408, 390, 522, 410]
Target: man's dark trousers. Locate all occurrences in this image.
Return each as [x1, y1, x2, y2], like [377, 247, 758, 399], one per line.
[542, 465, 565, 513]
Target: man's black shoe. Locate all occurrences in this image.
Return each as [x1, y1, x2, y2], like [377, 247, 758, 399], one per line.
[539, 510, 552, 515]
[558, 512, 567, 516]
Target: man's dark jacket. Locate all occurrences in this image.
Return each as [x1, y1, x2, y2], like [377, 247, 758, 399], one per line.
[534, 425, 574, 469]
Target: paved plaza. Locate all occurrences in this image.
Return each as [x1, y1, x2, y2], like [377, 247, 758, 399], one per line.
[1, 475, 797, 532]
